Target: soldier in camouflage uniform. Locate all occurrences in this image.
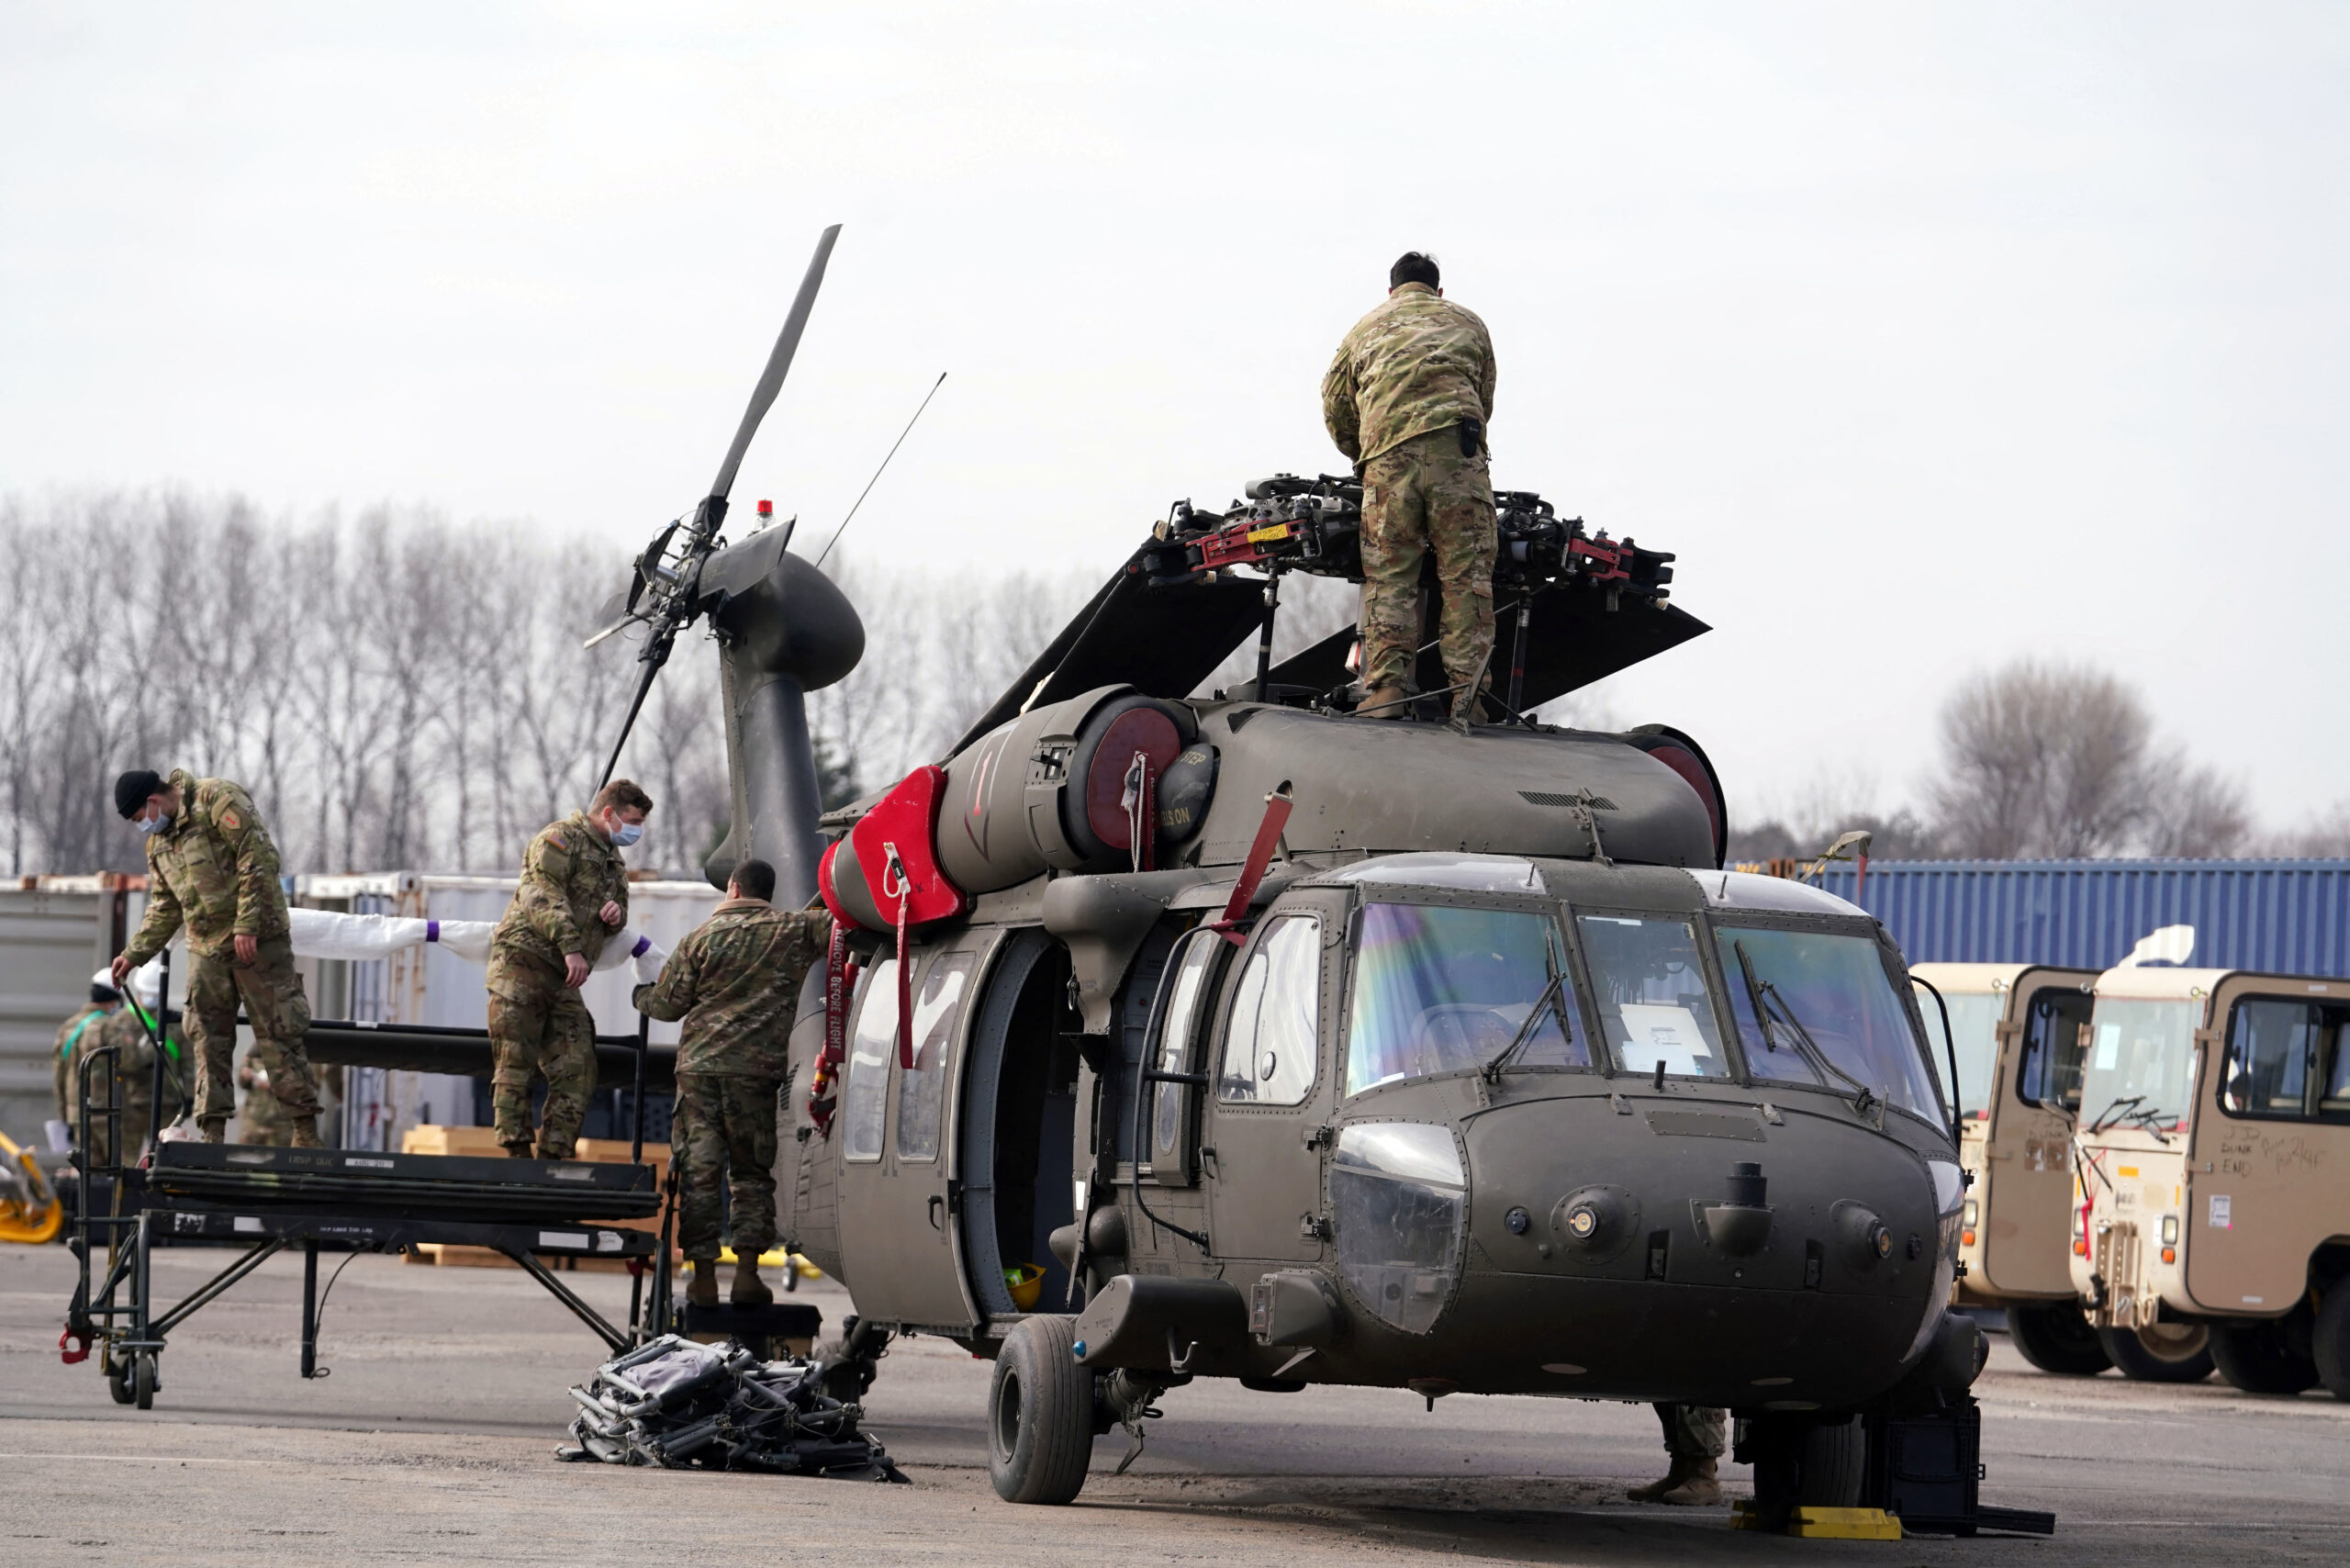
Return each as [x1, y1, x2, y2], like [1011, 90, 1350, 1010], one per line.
[487, 779, 650, 1159]
[1628, 1404, 1727, 1506]
[80, 969, 190, 1165]
[632, 857, 832, 1308]
[52, 972, 118, 1133]
[1321, 252, 1500, 728]
[237, 1057, 297, 1146]
[113, 767, 320, 1146]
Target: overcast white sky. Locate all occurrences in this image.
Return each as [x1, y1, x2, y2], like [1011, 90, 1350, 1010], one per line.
[5, 3, 2345, 830]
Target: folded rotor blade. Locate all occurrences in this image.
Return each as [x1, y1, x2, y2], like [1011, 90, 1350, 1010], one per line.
[598, 650, 667, 792]
[708, 223, 842, 507]
[582, 587, 637, 650]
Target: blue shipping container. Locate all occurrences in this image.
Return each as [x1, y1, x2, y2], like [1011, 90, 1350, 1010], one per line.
[1811, 859, 2350, 976]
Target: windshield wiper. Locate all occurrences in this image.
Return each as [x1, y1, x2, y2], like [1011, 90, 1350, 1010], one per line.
[1483, 947, 1571, 1083]
[2085, 1094, 2143, 1136]
[1731, 939, 1876, 1116]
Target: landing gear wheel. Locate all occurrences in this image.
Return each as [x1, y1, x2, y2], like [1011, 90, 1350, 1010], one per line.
[2098, 1321, 2213, 1383]
[1746, 1415, 1865, 1526]
[988, 1316, 1094, 1505]
[2210, 1316, 2319, 1394]
[132, 1351, 156, 1410]
[2009, 1300, 2114, 1376]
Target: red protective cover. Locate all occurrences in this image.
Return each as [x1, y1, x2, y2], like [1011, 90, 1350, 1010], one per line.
[822, 764, 972, 932]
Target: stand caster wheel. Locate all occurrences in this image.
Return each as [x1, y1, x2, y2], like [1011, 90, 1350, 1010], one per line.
[106, 1354, 134, 1406]
[133, 1351, 156, 1410]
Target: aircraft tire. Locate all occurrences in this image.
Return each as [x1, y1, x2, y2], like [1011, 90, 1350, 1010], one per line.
[2097, 1321, 2213, 1383]
[2209, 1316, 2319, 1395]
[2007, 1301, 2113, 1376]
[1746, 1415, 1864, 1519]
[2312, 1287, 2350, 1402]
[988, 1316, 1093, 1505]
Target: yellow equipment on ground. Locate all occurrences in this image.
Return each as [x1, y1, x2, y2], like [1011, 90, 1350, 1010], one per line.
[0, 1129, 64, 1245]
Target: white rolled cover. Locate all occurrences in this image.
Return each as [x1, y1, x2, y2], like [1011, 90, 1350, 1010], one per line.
[284, 907, 667, 980]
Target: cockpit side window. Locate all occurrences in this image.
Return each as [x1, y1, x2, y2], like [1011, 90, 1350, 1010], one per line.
[842, 957, 898, 1162]
[1216, 914, 1321, 1106]
[1345, 902, 1586, 1096]
[1575, 914, 1731, 1080]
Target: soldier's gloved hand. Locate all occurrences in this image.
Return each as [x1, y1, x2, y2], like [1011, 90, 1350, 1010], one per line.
[564, 952, 591, 989]
[110, 953, 133, 988]
[599, 901, 624, 927]
[233, 934, 258, 965]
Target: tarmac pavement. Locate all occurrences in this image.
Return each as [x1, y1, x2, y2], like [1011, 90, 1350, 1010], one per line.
[5, 1242, 2349, 1564]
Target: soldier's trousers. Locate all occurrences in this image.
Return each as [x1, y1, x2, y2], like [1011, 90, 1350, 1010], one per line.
[1655, 1403, 1728, 1460]
[487, 952, 598, 1158]
[185, 936, 318, 1129]
[1359, 426, 1497, 704]
[674, 1073, 780, 1262]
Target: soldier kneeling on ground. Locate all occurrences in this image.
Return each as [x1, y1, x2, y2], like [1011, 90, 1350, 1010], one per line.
[1628, 1402, 1726, 1506]
[112, 767, 321, 1146]
[633, 857, 832, 1309]
[486, 779, 650, 1159]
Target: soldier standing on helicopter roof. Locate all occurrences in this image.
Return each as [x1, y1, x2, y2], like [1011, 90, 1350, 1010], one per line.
[632, 857, 832, 1308]
[112, 767, 322, 1146]
[1321, 251, 1499, 729]
[486, 779, 650, 1159]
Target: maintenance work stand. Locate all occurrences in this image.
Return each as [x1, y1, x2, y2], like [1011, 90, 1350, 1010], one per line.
[60, 1012, 680, 1409]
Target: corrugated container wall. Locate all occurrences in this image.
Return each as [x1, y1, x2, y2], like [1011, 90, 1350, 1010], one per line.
[1814, 859, 2350, 975]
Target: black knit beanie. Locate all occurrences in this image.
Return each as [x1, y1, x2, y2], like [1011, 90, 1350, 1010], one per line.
[114, 769, 165, 820]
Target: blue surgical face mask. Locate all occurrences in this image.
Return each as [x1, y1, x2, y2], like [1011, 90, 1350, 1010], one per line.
[610, 819, 643, 848]
[137, 812, 171, 837]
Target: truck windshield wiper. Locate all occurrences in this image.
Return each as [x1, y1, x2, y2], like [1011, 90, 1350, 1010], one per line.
[2085, 1094, 2144, 1136]
[1732, 940, 1875, 1115]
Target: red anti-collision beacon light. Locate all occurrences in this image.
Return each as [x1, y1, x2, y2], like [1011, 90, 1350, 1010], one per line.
[757, 499, 773, 519]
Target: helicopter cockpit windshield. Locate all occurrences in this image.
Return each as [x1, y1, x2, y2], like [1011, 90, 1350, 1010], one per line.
[1717, 926, 1943, 1118]
[1344, 903, 1591, 1095]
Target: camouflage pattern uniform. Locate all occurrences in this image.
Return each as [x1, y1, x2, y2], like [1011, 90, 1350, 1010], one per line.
[238, 1059, 297, 1146]
[487, 811, 629, 1158]
[1321, 282, 1499, 713]
[77, 1005, 189, 1166]
[52, 1002, 112, 1127]
[632, 898, 833, 1262]
[1657, 1403, 1727, 1461]
[119, 770, 319, 1137]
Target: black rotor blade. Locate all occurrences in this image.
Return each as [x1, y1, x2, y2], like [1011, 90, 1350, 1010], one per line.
[598, 648, 668, 792]
[708, 223, 842, 507]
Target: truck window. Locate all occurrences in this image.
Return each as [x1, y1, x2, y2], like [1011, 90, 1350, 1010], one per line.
[1921, 987, 2003, 1121]
[1217, 914, 1321, 1106]
[2221, 999, 2350, 1122]
[2017, 989, 2093, 1113]
[1575, 915, 1730, 1079]
[1345, 902, 1585, 1096]
[896, 953, 975, 1161]
[1717, 925, 1943, 1119]
[2077, 999, 2198, 1132]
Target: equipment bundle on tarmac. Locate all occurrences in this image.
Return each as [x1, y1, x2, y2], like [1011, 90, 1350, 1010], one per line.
[559, 1334, 906, 1479]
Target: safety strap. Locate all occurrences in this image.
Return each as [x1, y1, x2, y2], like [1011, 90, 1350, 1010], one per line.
[127, 1000, 182, 1060]
[1121, 750, 1156, 873]
[809, 925, 853, 1137]
[59, 1012, 101, 1059]
[884, 844, 913, 1070]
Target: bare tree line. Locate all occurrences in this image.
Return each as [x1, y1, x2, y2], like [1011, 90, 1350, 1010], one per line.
[0, 491, 1097, 880]
[1731, 657, 2350, 862]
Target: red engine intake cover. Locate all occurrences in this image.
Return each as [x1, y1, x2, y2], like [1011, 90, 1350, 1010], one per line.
[818, 764, 973, 932]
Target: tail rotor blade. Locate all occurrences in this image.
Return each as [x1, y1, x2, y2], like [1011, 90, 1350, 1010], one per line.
[709, 223, 842, 506]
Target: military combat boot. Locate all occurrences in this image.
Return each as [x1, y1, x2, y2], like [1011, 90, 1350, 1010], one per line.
[198, 1118, 227, 1145]
[686, 1260, 720, 1308]
[732, 1252, 774, 1307]
[1627, 1455, 1720, 1506]
[501, 1141, 535, 1159]
[289, 1116, 323, 1148]
[1355, 685, 1411, 720]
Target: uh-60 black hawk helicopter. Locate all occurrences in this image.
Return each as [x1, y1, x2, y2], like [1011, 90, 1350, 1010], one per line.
[583, 226, 1995, 1530]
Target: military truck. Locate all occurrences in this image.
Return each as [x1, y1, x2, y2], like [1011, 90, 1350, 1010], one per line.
[1911, 962, 2107, 1374]
[2071, 963, 2350, 1396]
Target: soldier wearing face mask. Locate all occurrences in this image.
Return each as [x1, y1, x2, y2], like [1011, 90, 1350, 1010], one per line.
[485, 778, 653, 1159]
